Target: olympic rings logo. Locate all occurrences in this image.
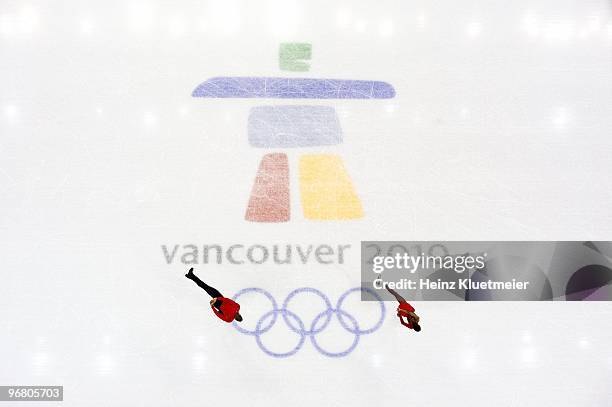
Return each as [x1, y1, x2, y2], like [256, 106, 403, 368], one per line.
[231, 287, 386, 358]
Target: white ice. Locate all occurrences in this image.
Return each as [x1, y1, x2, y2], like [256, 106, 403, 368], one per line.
[1, 0, 612, 405]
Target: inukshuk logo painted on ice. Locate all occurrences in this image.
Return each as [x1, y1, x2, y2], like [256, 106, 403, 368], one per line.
[192, 43, 395, 222]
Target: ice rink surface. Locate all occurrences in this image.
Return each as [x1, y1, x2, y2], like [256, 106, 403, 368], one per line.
[2, 0, 612, 405]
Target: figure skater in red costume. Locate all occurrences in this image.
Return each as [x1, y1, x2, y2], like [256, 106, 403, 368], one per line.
[385, 285, 421, 332]
[185, 268, 243, 323]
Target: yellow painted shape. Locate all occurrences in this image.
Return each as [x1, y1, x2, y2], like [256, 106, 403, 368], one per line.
[299, 154, 363, 220]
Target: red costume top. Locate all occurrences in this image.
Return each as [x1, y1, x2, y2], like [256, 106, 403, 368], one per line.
[397, 301, 416, 329]
[398, 301, 415, 313]
[211, 298, 240, 323]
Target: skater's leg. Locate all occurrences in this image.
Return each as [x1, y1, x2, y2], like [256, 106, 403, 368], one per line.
[185, 268, 223, 298]
[191, 277, 223, 298]
[385, 285, 407, 303]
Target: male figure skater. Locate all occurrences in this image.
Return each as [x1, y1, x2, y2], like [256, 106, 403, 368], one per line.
[185, 268, 243, 323]
[385, 285, 421, 332]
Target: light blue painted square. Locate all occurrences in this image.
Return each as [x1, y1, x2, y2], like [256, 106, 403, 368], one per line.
[248, 105, 342, 148]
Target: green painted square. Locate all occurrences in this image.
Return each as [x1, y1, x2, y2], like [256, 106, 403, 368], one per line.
[279, 43, 312, 72]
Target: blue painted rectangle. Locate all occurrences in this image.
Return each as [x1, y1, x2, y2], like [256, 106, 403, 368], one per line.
[192, 77, 395, 99]
[248, 105, 342, 148]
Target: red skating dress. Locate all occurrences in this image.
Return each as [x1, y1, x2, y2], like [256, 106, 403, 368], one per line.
[397, 301, 416, 329]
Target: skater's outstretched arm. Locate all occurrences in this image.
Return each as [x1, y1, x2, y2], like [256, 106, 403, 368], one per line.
[398, 314, 413, 329]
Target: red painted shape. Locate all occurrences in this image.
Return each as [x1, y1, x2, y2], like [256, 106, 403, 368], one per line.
[245, 153, 290, 222]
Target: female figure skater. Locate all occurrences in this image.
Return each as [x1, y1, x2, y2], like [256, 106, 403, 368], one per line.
[386, 285, 421, 332]
[185, 268, 243, 323]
